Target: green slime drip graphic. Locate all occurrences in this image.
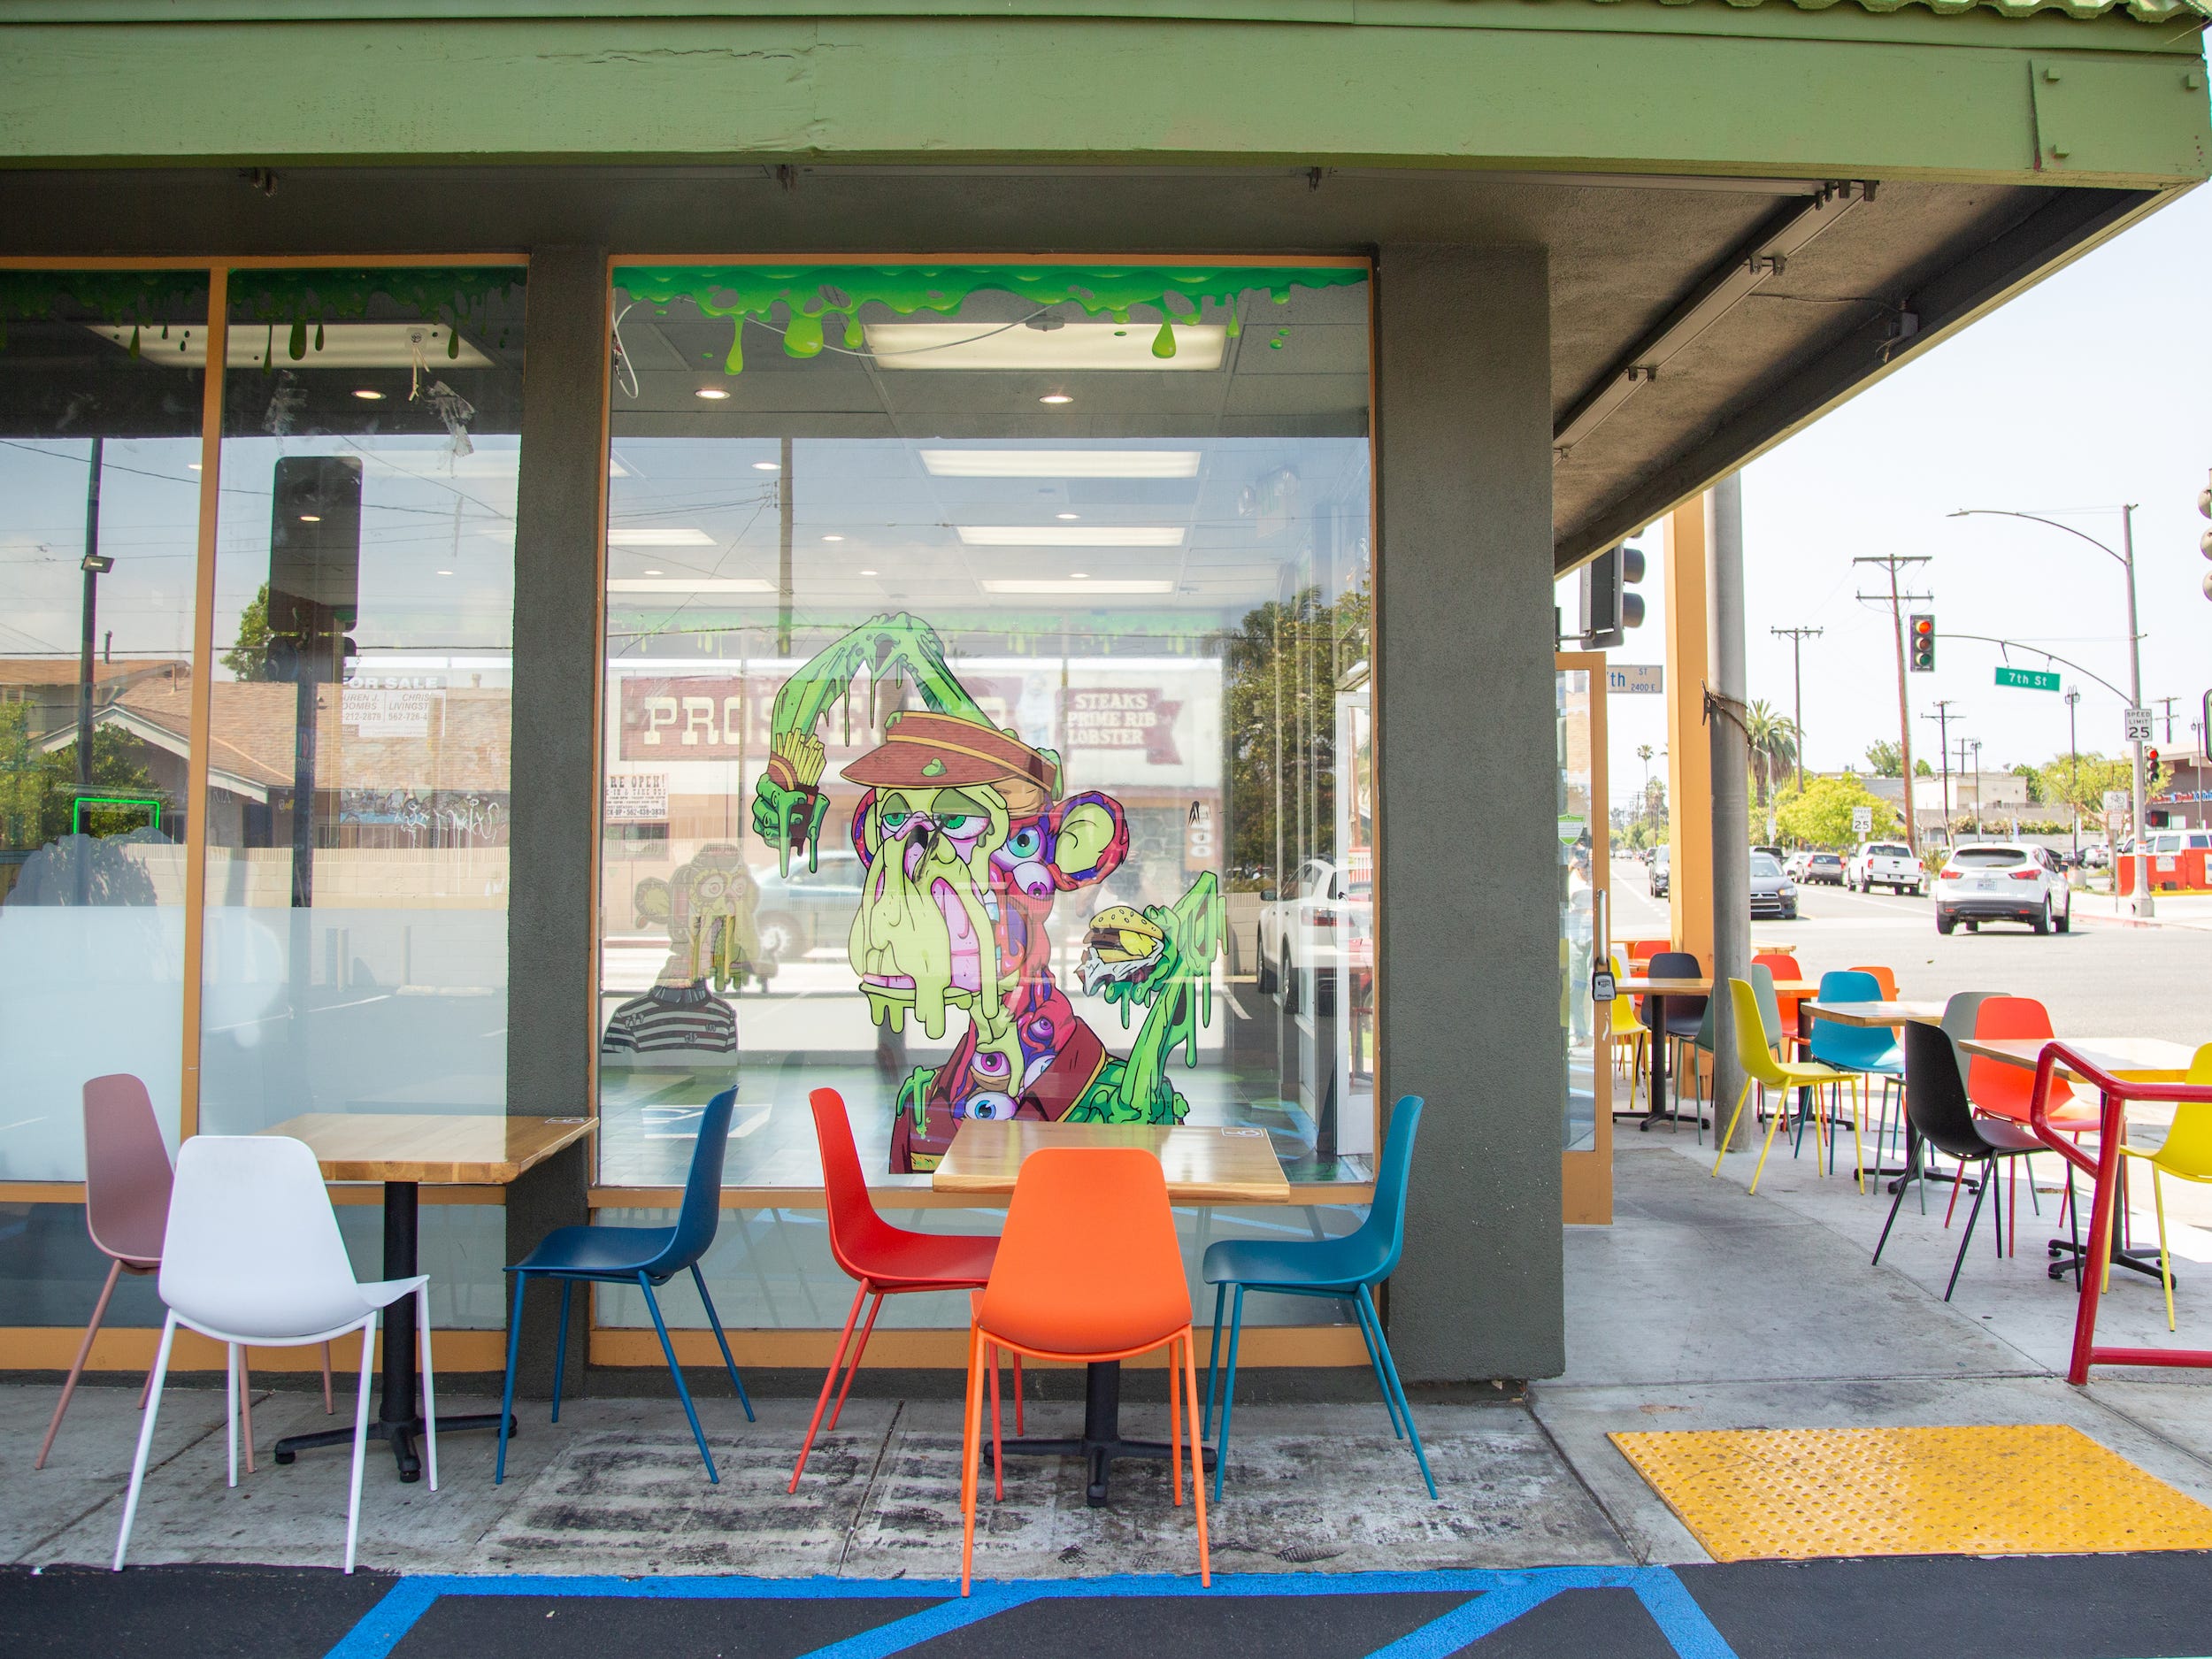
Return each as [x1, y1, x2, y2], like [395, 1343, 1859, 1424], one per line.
[612, 263, 1366, 377]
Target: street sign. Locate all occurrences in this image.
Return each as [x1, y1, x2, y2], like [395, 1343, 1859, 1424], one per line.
[1606, 664, 1663, 695]
[1851, 806, 1873, 834]
[1993, 666, 2061, 692]
[2124, 706, 2154, 742]
[2103, 788, 2128, 812]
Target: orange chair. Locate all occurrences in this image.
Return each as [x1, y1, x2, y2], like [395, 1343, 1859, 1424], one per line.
[1754, 952, 1807, 1056]
[961, 1148, 1208, 1594]
[1964, 996, 2097, 1251]
[1849, 964, 1900, 1001]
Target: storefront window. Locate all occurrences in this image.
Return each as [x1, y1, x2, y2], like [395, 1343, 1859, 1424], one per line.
[596, 260, 1373, 1197]
[188, 268, 524, 1325]
[0, 271, 208, 1187]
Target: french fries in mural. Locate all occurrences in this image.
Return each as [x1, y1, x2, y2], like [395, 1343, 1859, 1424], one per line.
[751, 613, 1221, 1173]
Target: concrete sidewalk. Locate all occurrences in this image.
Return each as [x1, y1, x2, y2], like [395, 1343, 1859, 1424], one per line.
[8, 1130, 2212, 1581]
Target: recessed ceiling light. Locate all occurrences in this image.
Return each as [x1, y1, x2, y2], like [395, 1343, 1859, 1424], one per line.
[1056, 512, 1079, 521]
[643, 569, 664, 576]
[436, 569, 453, 576]
[607, 527, 715, 546]
[920, 450, 1200, 479]
[86, 320, 494, 369]
[695, 387, 731, 401]
[980, 579, 1174, 595]
[751, 461, 780, 472]
[866, 322, 1225, 373]
[1039, 394, 1073, 405]
[607, 577, 774, 594]
[188, 462, 202, 471]
[1070, 572, 1090, 580]
[822, 534, 844, 542]
[958, 525, 1183, 548]
[352, 388, 386, 401]
[859, 568, 879, 576]
[298, 514, 321, 523]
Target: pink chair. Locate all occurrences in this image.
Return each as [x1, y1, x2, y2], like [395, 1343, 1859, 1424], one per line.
[35, 1075, 331, 1471]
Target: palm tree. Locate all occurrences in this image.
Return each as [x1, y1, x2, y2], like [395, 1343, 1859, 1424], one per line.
[1743, 701, 1799, 809]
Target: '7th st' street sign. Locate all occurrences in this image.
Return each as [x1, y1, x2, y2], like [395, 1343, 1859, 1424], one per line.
[1993, 666, 2061, 692]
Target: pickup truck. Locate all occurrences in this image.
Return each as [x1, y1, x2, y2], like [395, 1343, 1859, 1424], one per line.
[1848, 841, 1924, 896]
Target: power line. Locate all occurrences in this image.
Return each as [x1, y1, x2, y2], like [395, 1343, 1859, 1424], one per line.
[1770, 625, 1822, 794]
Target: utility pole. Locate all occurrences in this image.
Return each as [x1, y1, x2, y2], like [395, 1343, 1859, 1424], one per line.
[1922, 699, 1959, 849]
[1963, 738, 1983, 838]
[2156, 695, 2178, 744]
[1770, 625, 1823, 795]
[1854, 554, 1932, 853]
[2065, 687, 2081, 857]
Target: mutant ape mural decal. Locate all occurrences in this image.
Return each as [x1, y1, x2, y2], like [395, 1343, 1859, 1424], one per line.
[752, 613, 1222, 1173]
[600, 842, 771, 1066]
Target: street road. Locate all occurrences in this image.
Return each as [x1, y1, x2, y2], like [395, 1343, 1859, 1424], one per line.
[1608, 858, 2209, 1043]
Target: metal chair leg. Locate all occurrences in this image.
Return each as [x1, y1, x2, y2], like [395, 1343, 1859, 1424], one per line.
[1202, 1283, 1226, 1440]
[1871, 1159, 1912, 1267]
[1946, 1164, 1991, 1302]
[1212, 1285, 1245, 1503]
[495, 1272, 527, 1485]
[37, 1256, 122, 1469]
[640, 1272, 717, 1482]
[550, 1279, 572, 1423]
[1347, 1286, 1407, 1439]
[690, 1262, 754, 1421]
[1358, 1285, 1436, 1500]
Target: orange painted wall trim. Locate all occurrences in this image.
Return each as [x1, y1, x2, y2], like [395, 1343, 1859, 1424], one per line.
[592, 1324, 1370, 1371]
[0, 1326, 509, 1374]
[1664, 495, 1715, 965]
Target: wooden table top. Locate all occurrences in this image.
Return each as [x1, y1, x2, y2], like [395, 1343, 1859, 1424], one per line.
[259, 1113, 596, 1184]
[1956, 1037, 2201, 1086]
[1802, 1000, 1946, 1028]
[1617, 975, 1815, 998]
[932, 1120, 1293, 1204]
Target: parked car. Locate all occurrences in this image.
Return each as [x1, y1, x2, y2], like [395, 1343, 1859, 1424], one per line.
[1849, 841, 1924, 895]
[1752, 844, 1785, 864]
[1801, 850, 1847, 887]
[1933, 843, 2072, 935]
[1781, 851, 1809, 879]
[1749, 851, 1799, 920]
[1256, 856, 1371, 1015]
[1648, 846, 1670, 898]
[2082, 842, 2111, 869]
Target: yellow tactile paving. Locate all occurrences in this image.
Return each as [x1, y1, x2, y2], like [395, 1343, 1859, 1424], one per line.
[1609, 1425, 2212, 1563]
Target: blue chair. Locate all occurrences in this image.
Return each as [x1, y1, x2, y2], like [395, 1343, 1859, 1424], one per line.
[1808, 971, 1902, 1173]
[496, 1087, 753, 1483]
[1201, 1096, 1435, 1502]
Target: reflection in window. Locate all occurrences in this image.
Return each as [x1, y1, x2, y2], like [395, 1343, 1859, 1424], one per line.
[597, 263, 1373, 1202]
[0, 271, 208, 1180]
[198, 268, 525, 1136]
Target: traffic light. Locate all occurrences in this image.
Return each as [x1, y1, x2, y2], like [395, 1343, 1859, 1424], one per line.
[1908, 613, 1935, 672]
[2147, 746, 2161, 775]
[1579, 543, 1647, 649]
[2199, 469, 2211, 601]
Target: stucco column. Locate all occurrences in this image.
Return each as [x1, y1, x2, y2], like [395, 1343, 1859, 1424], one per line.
[1708, 476, 1752, 1142]
[1374, 246, 1562, 1383]
[505, 244, 607, 1398]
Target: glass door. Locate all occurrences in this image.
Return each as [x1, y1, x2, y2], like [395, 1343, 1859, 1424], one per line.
[1556, 653, 1611, 1223]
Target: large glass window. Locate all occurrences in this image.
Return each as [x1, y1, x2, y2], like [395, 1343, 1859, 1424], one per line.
[0, 271, 208, 1184]
[595, 260, 1372, 1206]
[197, 266, 525, 1152]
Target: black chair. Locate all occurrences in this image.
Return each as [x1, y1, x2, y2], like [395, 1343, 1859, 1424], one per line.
[1872, 1022, 2041, 1301]
[1640, 950, 1708, 1128]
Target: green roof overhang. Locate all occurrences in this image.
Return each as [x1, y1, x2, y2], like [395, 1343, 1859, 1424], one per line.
[0, 4, 2202, 186]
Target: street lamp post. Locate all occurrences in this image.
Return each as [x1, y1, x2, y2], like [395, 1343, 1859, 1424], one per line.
[1949, 505, 2154, 918]
[76, 436, 111, 799]
[2064, 687, 2081, 859]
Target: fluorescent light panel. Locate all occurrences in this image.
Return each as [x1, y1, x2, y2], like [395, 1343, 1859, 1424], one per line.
[981, 580, 1175, 595]
[89, 322, 494, 370]
[920, 449, 1202, 479]
[957, 526, 1184, 548]
[608, 527, 715, 546]
[608, 578, 772, 594]
[864, 322, 1225, 372]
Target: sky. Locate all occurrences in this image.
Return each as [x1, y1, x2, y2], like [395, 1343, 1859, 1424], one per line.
[1579, 180, 2212, 808]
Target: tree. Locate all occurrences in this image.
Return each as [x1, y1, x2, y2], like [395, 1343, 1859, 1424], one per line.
[1914, 758, 1932, 778]
[1776, 774, 1899, 849]
[2037, 750, 2170, 820]
[222, 580, 280, 681]
[2010, 762, 2046, 805]
[1863, 739, 1902, 779]
[1743, 700, 1798, 808]
[0, 705, 166, 848]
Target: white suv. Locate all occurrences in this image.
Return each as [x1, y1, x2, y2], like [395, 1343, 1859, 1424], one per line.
[1849, 841, 1924, 895]
[1933, 843, 2071, 936]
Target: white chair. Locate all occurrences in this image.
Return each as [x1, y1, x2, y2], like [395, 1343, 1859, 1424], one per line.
[113, 1136, 437, 1575]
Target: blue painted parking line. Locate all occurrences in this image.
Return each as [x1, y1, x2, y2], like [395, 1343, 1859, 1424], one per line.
[324, 1565, 1739, 1659]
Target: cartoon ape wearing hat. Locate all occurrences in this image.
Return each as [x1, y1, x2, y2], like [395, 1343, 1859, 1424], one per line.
[752, 614, 1220, 1172]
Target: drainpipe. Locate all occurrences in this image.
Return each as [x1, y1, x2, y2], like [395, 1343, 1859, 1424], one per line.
[1708, 475, 1752, 1148]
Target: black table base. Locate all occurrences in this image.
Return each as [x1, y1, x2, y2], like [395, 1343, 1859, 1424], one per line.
[272, 1178, 512, 1483]
[992, 1359, 1214, 1507]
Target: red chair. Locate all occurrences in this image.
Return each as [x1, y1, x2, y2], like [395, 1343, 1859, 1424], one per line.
[1964, 997, 2096, 1252]
[789, 1087, 1018, 1490]
[1849, 964, 1901, 1001]
[1754, 952, 1807, 1056]
[36, 1075, 331, 1471]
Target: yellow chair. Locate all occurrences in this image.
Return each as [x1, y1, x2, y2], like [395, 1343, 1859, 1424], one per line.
[1711, 978, 1859, 1195]
[1609, 952, 1647, 1108]
[2118, 1043, 2212, 1332]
